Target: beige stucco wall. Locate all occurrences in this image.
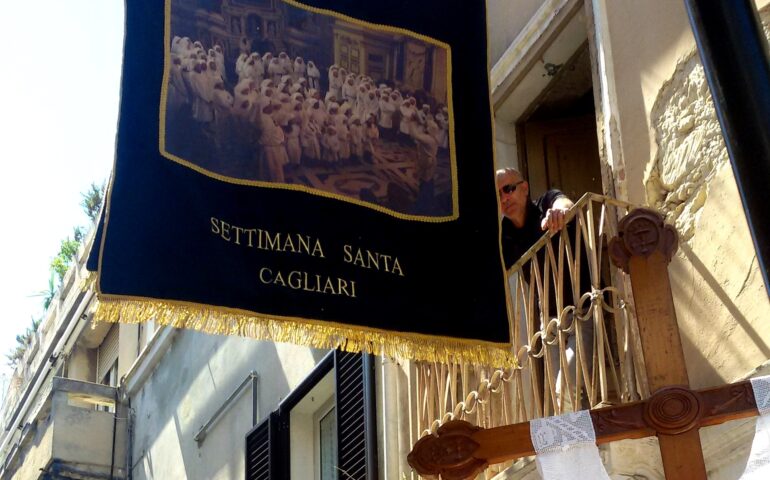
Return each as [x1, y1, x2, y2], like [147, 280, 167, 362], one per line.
[51, 388, 127, 476]
[129, 329, 328, 480]
[10, 419, 52, 480]
[67, 345, 96, 383]
[486, 0, 547, 65]
[597, 0, 770, 389]
[118, 324, 139, 380]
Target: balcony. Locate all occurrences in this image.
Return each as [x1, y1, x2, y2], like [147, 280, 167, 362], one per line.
[409, 193, 646, 477]
[1, 378, 126, 480]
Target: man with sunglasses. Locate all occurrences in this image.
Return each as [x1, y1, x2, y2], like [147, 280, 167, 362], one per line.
[495, 167, 574, 269]
[497, 167, 595, 412]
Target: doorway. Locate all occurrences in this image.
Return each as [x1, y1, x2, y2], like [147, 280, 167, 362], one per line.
[517, 43, 602, 202]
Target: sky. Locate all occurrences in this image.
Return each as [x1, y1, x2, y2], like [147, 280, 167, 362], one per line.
[0, 1, 125, 377]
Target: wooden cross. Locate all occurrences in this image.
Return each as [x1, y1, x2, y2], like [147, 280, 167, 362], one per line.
[407, 208, 762, 480]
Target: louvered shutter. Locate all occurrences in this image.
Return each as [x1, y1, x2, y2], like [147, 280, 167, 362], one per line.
[335, 351, 378, 480]
[97, 324, 119, 382]
[245, 412, 280, 480]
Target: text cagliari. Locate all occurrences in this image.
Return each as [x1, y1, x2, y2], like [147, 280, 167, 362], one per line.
[210, 217, 404, 298]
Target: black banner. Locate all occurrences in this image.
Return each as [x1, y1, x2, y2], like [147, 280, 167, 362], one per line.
[92, 0, 511, 364]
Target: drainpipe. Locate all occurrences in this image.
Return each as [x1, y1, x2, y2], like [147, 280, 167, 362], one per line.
[110, 388, 118, 480]
[125, 397, 134, 480]
[684, 0, 770, 295]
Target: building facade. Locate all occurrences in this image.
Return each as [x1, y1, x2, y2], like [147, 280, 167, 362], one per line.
[1, 1, 769, 479]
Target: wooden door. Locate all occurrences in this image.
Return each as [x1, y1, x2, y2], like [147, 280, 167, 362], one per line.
[523, 116, 603, 201]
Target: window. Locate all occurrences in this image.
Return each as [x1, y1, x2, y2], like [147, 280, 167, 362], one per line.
[317, 405, 337, 480]
[98, 361, 118, 413]
[245, 351, 378, 480]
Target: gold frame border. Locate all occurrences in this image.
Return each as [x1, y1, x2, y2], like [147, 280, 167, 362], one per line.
[159, 0, 460, 223]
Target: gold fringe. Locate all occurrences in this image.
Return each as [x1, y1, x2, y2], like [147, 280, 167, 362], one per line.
[94, 295, 515, 366]
[79, 271, 98, 292]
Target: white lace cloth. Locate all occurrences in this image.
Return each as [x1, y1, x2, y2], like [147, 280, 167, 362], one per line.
[740, 375, 770, 479]
[530, 410, 611, 480]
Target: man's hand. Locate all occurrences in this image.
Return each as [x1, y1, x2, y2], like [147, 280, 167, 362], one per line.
[541, 207, 569, 234]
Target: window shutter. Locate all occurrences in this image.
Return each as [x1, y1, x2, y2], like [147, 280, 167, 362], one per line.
[97, 324, 119, 382]
[335, 351, 378, 480]
[245, 412, 280, 480]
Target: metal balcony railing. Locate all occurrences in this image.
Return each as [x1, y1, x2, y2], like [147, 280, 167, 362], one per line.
[411, 193, 649, 477]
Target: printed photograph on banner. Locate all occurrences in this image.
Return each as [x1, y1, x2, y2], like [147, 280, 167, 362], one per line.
[163, 0, 455, 218]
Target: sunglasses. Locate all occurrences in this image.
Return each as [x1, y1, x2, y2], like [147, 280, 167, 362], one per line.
[499, 181, 525, 195]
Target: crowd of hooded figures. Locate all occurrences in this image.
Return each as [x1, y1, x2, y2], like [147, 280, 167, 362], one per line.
[167, 36, 450, 197]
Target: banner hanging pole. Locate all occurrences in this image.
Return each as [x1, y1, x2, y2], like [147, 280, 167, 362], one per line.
[683, 0, 770, 296]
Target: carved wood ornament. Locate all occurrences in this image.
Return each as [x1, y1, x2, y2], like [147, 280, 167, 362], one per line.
[407, 209, 762, 480]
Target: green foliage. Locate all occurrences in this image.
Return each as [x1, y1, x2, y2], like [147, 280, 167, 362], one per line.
[5, 317, 42, 368]
[73, 226, 85, 243]
[51, 237, 81, 284]
[37, 272, 56, 311]
[81, 182, 104, 223]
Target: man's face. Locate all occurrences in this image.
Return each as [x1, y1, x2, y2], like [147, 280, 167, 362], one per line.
[497, 171, 528, 222]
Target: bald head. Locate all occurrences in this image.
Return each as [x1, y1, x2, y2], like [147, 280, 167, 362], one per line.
[495, 167, 523, 184]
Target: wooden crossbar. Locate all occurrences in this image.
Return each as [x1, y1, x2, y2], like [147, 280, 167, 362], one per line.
[407, 208, 762, 480]
[407, 380, 759, 479]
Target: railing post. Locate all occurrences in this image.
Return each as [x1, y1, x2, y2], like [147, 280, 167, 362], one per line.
[609, 208, 707, 479]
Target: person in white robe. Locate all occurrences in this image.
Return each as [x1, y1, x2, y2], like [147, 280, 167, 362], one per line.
[326, 103, 342, 130]
[309, 97, 327, 127]
[168, 56, 190, 111]
[207, 60, 225, 87]
[190, 60, 214, 124]
[286, 103, 303, 166]
[180, 37, 194, 55]
[363, 91, 379, 126]
[171, 36, 184, 56]
[355, 84, 369, 119]
[435, 105, 449, 150]
[306, 61, 321, 90]
[233, 78, 254, 110]
[211, 81, 233, 148]
[259, 104, 288, 182]
[300, 100, 322, 162]
[364, 115, 379, 163]
[278, 52, 293, 75]
[267, 57, 283, 84]
[235, 51, 249, 80]
[399, 98, 417, 144]
[323, 125, 340, 165]
[212, 45, 226, 83]
[349, 116, 364, 162]
[378, 92, 396, 140]
[247, 53, 265, 84]
[337, 105, 352, 163]
[413, 117, 439, 209]
[342, 74, 357, 105]
[328, 66, 343, 100]
[180, 55, 196, 106]
[324, 91, 339, 109]
[256, 80, 276, 127]
[293, 57, 306, 82]
[272, 94, 292, 128]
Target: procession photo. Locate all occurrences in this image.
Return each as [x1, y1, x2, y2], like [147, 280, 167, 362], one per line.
[162, 0, 455, 217]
